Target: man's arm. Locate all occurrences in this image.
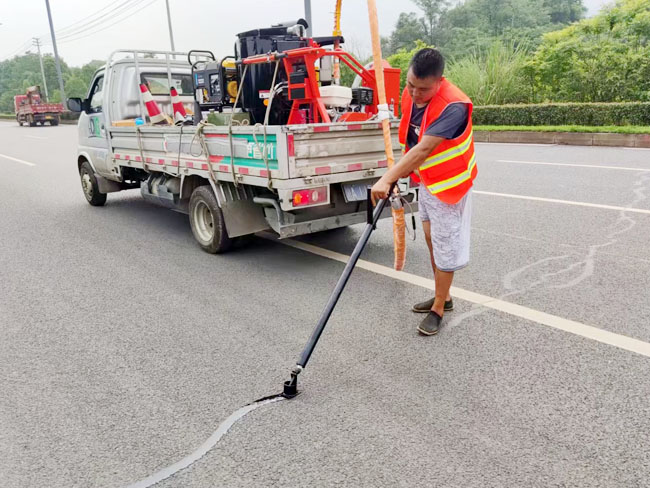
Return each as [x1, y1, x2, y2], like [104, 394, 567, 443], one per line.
[370, 134, 444, 203]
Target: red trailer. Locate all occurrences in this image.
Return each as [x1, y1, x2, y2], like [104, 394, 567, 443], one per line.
[14, 86, 65, 126]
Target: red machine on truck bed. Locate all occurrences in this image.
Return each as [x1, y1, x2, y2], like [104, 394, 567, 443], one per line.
[14, 86, 64, 126]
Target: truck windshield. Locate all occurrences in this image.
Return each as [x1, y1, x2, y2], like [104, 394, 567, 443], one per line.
[140, 73, 193, 95]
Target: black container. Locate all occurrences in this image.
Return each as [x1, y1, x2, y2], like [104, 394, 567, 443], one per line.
[352, 87, 374, 106]
[235, 19, 309, 124]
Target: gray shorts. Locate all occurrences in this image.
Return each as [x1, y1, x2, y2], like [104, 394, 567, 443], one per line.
[418, 184, 472, 272]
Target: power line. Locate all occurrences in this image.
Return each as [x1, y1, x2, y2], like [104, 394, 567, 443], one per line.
[56, 0, 160, 45]
[1, 0, 162, 62]
[39, 0, 150, 46]
[46, 0, 133, 37]
[0, 39, 34, 61]
[35, 0, 142, 41]
[56, 0, 150, 41]
[1, 1, 136, 60]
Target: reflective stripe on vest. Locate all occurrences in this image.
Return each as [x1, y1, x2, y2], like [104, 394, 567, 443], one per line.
[397, 79, 477, 203]
[427, 154, 477, 195]
[421, 130, 473, 171]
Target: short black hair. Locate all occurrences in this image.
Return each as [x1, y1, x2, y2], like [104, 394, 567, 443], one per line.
[409, 48, 445, 79]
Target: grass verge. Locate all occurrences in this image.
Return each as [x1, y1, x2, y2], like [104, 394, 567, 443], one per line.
[474, 125, 650, 134]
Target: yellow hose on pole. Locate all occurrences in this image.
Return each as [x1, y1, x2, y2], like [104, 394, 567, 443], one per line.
[366, 0, 406, 271]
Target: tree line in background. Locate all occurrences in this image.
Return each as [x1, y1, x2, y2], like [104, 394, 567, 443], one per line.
[381, 0, 650, 105]
[0, 54, 102, 113]
[1, 0, 648, 113]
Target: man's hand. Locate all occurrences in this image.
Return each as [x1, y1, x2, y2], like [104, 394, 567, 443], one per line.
[371, 177, 392, 206]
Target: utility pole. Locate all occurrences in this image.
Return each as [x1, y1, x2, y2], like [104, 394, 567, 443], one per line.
[44, 0, 65, 104]
[304, 0, 312, 37]
[165, 0, 175, 54]
[33, 38, 49, 101]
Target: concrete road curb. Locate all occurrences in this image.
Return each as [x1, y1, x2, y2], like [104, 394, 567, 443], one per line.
[475, 130, 650, 148]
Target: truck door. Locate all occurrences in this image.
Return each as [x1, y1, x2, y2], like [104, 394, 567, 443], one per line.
[79, 72, 110, 176]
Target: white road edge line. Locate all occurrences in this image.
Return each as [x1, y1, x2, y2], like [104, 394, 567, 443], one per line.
[0, 153, 36, 167]
[474, 190, 650, 215]
[264, 235, 650, 359]
[496, 159, 650, 172]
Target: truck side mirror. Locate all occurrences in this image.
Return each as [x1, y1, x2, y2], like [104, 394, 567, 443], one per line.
[66, 97, 84, 112]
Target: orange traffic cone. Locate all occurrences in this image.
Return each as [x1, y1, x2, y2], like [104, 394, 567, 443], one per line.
[170, 87, 188, 125]
[139, 84, 169, 125]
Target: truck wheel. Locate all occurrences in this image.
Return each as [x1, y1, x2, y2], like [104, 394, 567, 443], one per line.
[189, 185, 232, 254]
[29, 115, 36, 127]
[79, 161, 107, 206]
[17, 117, 22, 126]
[50, 117, 59, 126]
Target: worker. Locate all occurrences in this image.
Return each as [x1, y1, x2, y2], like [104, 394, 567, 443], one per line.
[371, 48, 477, 336]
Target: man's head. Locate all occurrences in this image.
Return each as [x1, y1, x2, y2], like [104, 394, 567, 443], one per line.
[407, 48, 445, 105]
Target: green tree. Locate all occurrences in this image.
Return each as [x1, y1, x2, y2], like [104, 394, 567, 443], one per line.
[544, 0, 587, 24]
[529, 0, 650, 102]
[65, 77, 88, 98]
[384, 0, 587, 61]
[385, 12, 427, 54]
[0, 53, 101, 111]
[0, 53, 71, 109]
[414, 0, 451, 44]
[0, 91, 15, 114]
[49, 89, 62, 104]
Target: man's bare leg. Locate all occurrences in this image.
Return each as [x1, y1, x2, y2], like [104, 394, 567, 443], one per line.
[432, 269, 454, 316]
[422, 220, 451, 302]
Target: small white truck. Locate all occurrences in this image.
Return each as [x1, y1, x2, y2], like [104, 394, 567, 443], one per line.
[67, 48, 413, 253]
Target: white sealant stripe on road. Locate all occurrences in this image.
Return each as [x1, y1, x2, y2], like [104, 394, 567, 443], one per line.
[271, 237, 650, 359]
[496, 159, 650, 172]
[474, 190, 650, 215]
[125, 397, 284, 488]
[0, 153, 36, 167]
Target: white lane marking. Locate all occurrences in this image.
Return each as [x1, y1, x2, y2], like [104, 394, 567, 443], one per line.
[474, 190, 650, 215]
[266, 236, 650, 359]
[496, 159, 650, 172]
[125, 397, 284, 488]
[0, 153, 36, 167]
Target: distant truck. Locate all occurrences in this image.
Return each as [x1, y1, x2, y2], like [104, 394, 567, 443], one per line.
[14, 86, 65, 126]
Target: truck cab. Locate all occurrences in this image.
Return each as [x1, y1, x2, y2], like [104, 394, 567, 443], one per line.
[77, 58, 194, 178]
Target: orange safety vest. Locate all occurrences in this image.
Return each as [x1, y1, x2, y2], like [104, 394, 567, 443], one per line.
[398, 78, 477, 204]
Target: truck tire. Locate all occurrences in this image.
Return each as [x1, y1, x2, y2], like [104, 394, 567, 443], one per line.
[50, 117, 59, 126]
[29, 115, 36, 127]
[16, 116, 22, 126]
[189, 185, 232, 254]
[79, 160, 107, 206]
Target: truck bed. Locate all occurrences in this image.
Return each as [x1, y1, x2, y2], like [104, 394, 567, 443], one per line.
[108, 120, 401, 210]
[17, 103, 64, 115]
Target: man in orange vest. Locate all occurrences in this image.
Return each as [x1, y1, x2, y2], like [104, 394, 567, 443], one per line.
[371, 48, 477, 336]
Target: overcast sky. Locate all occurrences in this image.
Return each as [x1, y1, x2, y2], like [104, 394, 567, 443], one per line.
[0, 0, 613, 67]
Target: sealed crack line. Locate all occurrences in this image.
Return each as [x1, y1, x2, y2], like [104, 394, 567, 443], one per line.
[124, 396, 284, 488]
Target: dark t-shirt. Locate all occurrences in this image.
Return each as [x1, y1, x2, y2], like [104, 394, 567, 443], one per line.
[406, 102, 469, 149]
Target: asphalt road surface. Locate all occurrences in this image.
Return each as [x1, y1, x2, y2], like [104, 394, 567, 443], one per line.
[1, 120, 649, 487]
